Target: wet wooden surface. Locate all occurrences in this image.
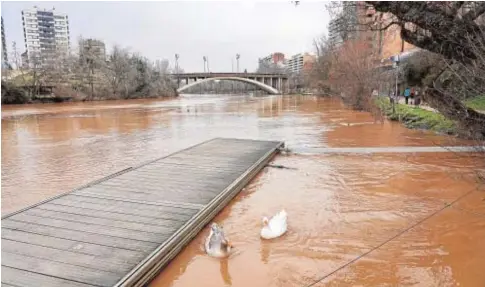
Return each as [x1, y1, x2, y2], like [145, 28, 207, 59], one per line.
[1, 138, 283, 287]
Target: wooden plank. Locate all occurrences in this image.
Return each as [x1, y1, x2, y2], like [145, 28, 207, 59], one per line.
[90, 177, 224, 193]
[95, 178, 229, 194]
[22, 208, 178, 235]
[109, 174, 232, 187]
[180, 147, 271, 156]
[133, 164, 248, 177]
[1, 252, 120, 287]
[161, 152, 260, 161]
[2, 220, 159, 252]
[98, 176, 226, 191]
[63, 194, 200, 214]
[67, 192, 205, 210]
[184, 139, 278, 150]
[52, 195, 197, 219]
[2, 239, 134, 274]
[75, 187, 217, 206]
[156, 156, 254, 167]
[182, 142, 274, 150]
[36, 203, 183, 229]
[7, 214, 166, 243]
[75, 186, 220, 204]
[1, 229, 146, 264]
[139, 163, 249, 174]
[135, 164, 243, 174]
[2, 266, 95, 287]
[121, 166, 244, 179]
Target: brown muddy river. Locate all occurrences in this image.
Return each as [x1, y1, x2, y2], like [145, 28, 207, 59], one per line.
[2, 94, 484, 286]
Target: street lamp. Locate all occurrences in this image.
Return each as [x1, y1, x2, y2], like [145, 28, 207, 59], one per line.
[175, 54, 179, 73]
[175, 53, 180, 87]
[236, 54, 240, 73]
[391, 54, 400, 113]
[203, 56, 207, 73]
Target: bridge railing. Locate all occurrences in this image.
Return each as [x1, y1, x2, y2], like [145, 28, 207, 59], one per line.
[172, 72, 288, 77]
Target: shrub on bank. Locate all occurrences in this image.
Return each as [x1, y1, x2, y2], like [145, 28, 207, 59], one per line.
[1, 82, 30, 104]
[375, 97, 457, 135]
[465, 95, 485, 111]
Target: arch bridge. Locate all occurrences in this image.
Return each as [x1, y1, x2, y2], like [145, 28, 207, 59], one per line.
[173, 73, 289, 94]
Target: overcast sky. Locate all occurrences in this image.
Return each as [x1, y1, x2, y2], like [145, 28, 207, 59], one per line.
[1, 1, 329, 72]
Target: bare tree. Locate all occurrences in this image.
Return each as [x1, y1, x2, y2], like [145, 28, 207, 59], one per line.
[327, 38, 381, 110]
[310, 34, 334, 93]
[7, 41, 52, 98]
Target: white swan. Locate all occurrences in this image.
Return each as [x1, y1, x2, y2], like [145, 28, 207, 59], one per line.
[205, 223, 233, 258]
[260, 210, 288, 239]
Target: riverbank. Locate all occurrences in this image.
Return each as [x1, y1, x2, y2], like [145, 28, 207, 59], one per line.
[375, 97, 457, 136]
[1, 81, 179, 105]
[1, 86, 179, 105]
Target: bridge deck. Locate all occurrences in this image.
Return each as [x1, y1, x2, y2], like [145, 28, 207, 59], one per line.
[1, 138, 283, 287]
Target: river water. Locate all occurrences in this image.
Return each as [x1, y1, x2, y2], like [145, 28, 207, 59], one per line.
[2, 94, 484, 286]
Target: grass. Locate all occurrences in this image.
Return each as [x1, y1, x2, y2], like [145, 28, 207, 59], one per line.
[465, 95, 485, 111]
[376, 97, 457, 135]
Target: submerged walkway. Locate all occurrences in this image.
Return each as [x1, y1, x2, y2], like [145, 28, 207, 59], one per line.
[293, 146, 484, 154]
[1, 138, 283, 287]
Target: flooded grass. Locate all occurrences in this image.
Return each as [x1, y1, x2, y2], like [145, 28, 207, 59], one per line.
[465, 95, 485, 111]
[376, 97, 457, 135]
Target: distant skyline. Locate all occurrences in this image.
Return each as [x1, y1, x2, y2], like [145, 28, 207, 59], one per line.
[1, 1, 330, 72]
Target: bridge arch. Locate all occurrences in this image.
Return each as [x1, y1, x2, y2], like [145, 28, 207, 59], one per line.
[177, 77, 280, 95]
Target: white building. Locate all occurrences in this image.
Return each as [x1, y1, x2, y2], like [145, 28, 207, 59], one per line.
[286, 53, 316, 74]
[22, 7, 70, 65]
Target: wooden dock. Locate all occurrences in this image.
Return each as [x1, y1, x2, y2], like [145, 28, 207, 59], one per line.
[1, 138, 283, 287]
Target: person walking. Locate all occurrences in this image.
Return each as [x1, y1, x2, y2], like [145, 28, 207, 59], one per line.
[410, 88, 415, 105]
[404, 87, 411, 105]
[414, 89, 421, 106]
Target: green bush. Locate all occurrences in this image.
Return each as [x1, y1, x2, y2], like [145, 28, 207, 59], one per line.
[1, 82, 30, 104]
[465, 95, 485, 111]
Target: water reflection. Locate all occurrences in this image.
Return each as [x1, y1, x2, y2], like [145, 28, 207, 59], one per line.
[219, 258, 232, 286]
[260, 240, 271, 264]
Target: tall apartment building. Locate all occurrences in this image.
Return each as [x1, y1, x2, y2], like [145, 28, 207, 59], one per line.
[328, 2, 376, 49]
[286, 53, 315, 74]
[79, 38, 106, 63]
[22, 7, 70, 65]
[2, 17, 8, 68]
[328, 17, 344, 48]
